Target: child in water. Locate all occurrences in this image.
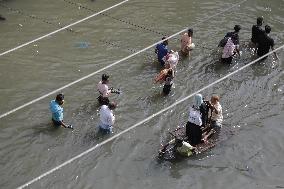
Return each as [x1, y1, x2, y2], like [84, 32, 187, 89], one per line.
[154, 68, 174, 95]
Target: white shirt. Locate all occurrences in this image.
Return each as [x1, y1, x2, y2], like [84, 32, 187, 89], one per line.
[163, 51, 179, 68]
[97, 81, 110, 97]
[188, 107, 202, 126]
[222, 38, 236, 58]
[210, 102, 223, 123]
[99, 105, 115, 126]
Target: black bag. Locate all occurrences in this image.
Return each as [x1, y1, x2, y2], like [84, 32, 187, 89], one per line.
[218, 37, 229, 47]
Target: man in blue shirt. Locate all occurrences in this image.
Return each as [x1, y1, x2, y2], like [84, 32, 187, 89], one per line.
[49, 94, 73, 129]
[155, 37, 169, 66]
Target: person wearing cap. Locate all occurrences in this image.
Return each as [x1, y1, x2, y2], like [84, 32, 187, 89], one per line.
[221, 33, 240, 64]
[49, 94, 72, 129]
[155, 37, 169, 66]
[98, 102, 117, 134]
[257, 25, 279, 60]
[97, 74, 112, 105]
[251, 17, 264, 47]
[180, 28, 195, 56]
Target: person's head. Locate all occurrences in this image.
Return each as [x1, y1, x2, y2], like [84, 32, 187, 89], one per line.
[108, 102, 117, 110]
[193, 94, 203, 108]
[210, 95, 220, 104]
[188, 28, 193, 37]
[257, 17, 263, 26]
[234, 25, 241, 32]
[167, 69, 173, 76]
[265, 25, 271, 34]
[162, 37, 168, 45]
[55, 93, 64, 105]
[101, 74, 109, 83]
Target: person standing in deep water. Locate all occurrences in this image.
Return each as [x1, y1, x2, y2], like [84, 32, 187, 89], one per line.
[49, 94, 73, 129]
[163, 69, 174, 95]
[186, 94, 204, 146]
[155, 37, 169, 67]
[225, 25, 241, 45]
[97, 74, 112, 105]
[221, 34, 240, 64]
[180, 28, 195, 56]
[251, 17, 264, 49]
[98, 102, 117, 134]
[257, 25, 279, 60]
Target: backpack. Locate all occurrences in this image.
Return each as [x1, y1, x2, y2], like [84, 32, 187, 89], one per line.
[218, 37, 229, 47]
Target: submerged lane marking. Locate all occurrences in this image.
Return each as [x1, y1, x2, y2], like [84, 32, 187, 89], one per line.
[16, 44, 284, 189]
[0, 0, 247, 119]
[0, 0, 129, 57]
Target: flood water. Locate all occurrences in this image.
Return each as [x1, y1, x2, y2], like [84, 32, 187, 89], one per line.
[0, 0, 283, 188]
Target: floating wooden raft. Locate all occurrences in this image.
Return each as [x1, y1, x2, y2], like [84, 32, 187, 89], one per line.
[169, 126, 217, 154]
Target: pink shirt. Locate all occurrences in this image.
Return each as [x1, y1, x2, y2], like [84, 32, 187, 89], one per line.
[222, 38, 236, 58]
[97, 81, 110, 97]
[181, 33, 192, 53]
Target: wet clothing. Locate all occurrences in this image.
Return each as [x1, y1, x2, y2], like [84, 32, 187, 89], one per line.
[98, 105, 115, 133]
[186, 121, 202, 146]
[210, 102, 223, 126]
[97, 81, 110, 97]
[221, 56, 233, 64]
[186, 107, 203, 145]
[156, 43, 168, 66]
[200, 102, 209, 127]
[221, 38, 236, 64]
[163, 51, 179, 69]
[257, 33, 274, 58]
[163, 74, 173, 95]
[181, 33, 193, 55]
[225, 31, 239, 45]
[97, 95, 110, 106]
[52, 119, 62, 127]
[50, 100, 63, 123]
[251, 25, 264, 44]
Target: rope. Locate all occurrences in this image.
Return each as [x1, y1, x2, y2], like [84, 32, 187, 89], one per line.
[0, 0, 248, 119]
[16, 44, 283, 189]
[0, 0, 129, 57]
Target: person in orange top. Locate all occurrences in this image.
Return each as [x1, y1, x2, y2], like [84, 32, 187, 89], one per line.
[180, 28, 195, 56]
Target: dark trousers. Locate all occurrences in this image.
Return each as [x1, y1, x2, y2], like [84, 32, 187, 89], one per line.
[186, 121, 202, 145]
[221, 56, 233, 64]
[97, 95, 109, 106]
[163, 84, 172, 95]
[52, 119, 62, 127]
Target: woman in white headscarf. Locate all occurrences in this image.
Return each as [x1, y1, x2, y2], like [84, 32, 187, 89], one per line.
[186, 94, 204, 145]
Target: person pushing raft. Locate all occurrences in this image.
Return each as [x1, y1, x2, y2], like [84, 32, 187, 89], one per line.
[159, 94, 223, 158]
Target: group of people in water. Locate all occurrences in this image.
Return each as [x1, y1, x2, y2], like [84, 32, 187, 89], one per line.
[49, 16, 278, 157]
[158, 94, 223, 157]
